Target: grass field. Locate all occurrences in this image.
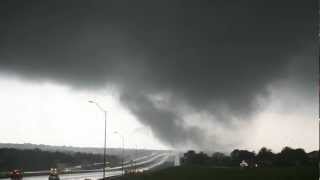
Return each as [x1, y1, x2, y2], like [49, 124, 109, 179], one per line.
[118, 166, 318, 180]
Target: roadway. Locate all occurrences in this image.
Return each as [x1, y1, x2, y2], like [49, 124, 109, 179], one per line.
[1, 152, 177, 180]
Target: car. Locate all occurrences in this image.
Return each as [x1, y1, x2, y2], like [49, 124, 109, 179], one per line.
[48, 174, 60, 180]
[240, 160, 249, 168]
[48, 168, 60, 180]
[9, 170, 23, 180]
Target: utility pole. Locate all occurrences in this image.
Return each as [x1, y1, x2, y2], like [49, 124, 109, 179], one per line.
[89, 101, 107, 179]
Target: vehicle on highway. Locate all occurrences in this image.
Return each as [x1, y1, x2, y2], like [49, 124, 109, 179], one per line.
[9, 170, 23, 180]
[240, 160, 249, 168]
[48, 168, 60, 180]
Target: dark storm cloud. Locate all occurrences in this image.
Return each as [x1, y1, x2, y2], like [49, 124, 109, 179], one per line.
[120, 91, 209, 148]
[0, 0, 316, 148]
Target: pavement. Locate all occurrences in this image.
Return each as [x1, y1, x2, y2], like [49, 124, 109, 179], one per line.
[1, 152, 178, 180]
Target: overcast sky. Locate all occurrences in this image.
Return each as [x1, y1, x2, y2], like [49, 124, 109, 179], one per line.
[0, 0, 318, 152]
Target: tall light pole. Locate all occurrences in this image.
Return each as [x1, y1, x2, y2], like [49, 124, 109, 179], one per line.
[129, 130, 140, 173]
[133, 144, 138, 173]
[114, 131, 125, 176]
[89, 100, 107, 179]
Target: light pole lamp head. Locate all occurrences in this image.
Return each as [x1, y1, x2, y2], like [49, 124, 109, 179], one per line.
[88, 100, 106, 112]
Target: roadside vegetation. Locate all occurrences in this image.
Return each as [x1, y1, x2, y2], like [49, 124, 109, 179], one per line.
[120, 146, 318, 180]
[181, 146, 318, 167]
[119, 166, 317, 180]
[0, 148, 120, 172]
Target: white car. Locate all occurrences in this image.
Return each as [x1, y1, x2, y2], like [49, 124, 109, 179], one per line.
[240, 160, 248, 168]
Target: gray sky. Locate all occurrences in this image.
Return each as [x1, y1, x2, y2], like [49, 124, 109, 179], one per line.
[0, 0, 318, 152]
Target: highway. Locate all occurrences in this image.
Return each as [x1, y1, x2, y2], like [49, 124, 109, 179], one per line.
[1, 152, 175, 180]
[5, 171, 122, 180]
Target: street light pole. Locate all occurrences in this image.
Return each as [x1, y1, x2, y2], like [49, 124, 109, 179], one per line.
[134, 144, 138, 173]
[129, 130, 139, 173]
[103, 111, 107, 178]
[89, 100, 107, 179]
[114, 131, 125, 176]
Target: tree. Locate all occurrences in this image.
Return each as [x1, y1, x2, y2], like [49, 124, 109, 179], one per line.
[256, 147, 275, 167]
[212, 152, 226, 161]
[181, 150, 209, 165]
[211, 152, 230, 166]
[181, 150, 196, 165]
[230, 149, 255, 166]
[307, 151, 319, 166]
[276, 147, 308, 166]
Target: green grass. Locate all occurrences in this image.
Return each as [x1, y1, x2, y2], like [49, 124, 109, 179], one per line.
[119, 166, 318, 180]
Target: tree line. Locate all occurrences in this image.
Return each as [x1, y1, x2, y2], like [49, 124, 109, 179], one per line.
[181, 147, 318, 167]
[0, 148, 120, 171]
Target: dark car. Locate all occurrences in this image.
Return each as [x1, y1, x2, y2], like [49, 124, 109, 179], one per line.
[48, 174, 60, 180]
[9, 170, 23, 180]
[48, 168, 60, 180]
